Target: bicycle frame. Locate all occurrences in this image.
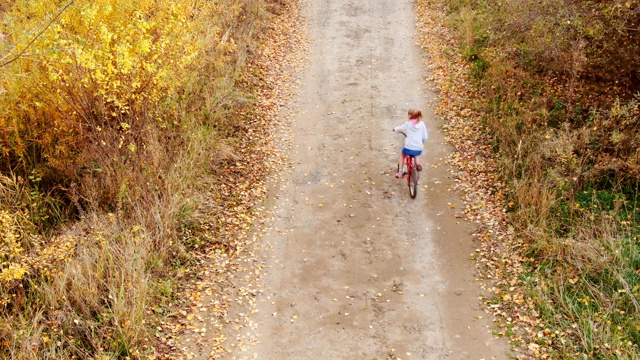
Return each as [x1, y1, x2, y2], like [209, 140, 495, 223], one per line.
[404, 154, 419, 199]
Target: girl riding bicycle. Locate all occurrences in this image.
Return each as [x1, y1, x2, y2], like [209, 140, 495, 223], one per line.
[393, 108, 428, 179]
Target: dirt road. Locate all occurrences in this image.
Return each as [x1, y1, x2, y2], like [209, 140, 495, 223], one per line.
[245, 1, 510, 359]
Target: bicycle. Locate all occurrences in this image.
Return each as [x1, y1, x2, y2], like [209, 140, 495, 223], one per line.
[398, 154, 420, 199]
[394, 130, 423, 199]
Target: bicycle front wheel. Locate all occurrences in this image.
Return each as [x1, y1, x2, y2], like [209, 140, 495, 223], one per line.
[408, 168, 418, 199]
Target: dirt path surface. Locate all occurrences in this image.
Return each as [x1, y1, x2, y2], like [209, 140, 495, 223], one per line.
[246, 1, 511, 359]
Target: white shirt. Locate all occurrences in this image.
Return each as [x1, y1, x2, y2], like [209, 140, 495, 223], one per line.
[394, 120, 428, 151]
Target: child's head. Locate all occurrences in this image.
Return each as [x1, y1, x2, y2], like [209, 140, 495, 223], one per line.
[408, 108, 423, 120]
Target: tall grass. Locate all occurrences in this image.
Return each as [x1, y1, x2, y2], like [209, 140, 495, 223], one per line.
[442, 0, 640, 357]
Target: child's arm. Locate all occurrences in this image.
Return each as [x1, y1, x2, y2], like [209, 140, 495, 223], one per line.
[393, 123, 407, 134]
[422, 123, 428, 143]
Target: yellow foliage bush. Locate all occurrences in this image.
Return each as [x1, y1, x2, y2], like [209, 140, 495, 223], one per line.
[0, 0, 276, 357]
[0, 0, 247, 219]
[1, 0, 238, 175]
[0, 0, 244, 299]
[1, 207, 78, 306]
[39, 0, 202, 118]
[0, 210, 27, 284]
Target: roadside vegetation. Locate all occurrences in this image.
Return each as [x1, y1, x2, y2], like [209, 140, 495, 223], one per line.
[418, 0, 639, 358]
[0, 0, 292, 357]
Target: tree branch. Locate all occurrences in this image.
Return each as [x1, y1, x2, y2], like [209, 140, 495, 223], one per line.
[0, 1, 74, 68]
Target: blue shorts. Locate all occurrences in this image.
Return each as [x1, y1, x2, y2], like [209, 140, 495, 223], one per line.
[402, 148, 422, 157]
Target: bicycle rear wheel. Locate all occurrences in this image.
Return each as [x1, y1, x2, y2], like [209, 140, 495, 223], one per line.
[408, 168, 418, 199]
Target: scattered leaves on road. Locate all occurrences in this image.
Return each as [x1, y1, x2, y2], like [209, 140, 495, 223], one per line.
[155, 1, 308, 358]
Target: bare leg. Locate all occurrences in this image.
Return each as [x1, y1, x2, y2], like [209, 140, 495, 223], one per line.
[415, 156, 423, 171]
[396, 152, 406, 178]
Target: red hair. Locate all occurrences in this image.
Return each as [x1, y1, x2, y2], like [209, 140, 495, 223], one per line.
[408, 108, 423, 120]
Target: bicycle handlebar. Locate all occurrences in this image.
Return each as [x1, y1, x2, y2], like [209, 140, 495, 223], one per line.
[393, 128, 407, 137]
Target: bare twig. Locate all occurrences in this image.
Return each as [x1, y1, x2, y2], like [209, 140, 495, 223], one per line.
[0, 1, 74, 68]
